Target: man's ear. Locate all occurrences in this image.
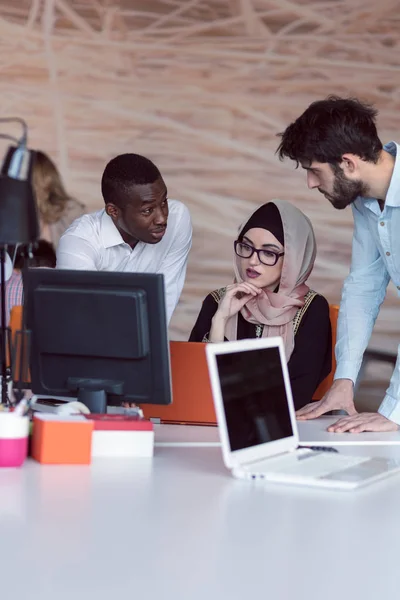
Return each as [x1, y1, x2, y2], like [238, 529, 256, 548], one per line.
[105, 203, 119, 220]
[340, 154, 358, 176]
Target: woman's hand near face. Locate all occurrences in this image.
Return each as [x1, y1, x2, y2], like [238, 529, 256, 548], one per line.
[217, 282, 261, 320]
[209, 283, 261, 342]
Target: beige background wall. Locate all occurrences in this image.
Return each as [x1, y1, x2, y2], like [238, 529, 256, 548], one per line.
[0, 1, 399, 393]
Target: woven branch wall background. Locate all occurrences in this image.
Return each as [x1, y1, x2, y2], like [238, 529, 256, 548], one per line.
[0, 0, 399, 353]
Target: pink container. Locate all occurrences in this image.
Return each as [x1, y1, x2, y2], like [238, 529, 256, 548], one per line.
[0, 413, 29, 467]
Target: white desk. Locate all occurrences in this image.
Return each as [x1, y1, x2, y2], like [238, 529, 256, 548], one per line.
[155, 417, 400, 450]
[1, 421, 400, 600]
[298, 415, 400, 446]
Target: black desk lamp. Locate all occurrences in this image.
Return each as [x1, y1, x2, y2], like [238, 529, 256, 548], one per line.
[0, 118, 39, 405]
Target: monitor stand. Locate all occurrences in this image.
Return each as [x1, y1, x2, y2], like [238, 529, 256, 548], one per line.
[78, 388, 107, 414]
[67, 377, 124, 414]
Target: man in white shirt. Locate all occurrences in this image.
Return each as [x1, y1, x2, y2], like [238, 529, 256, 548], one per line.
[277, 95, 400, 433]
[57, 153, 192, 323]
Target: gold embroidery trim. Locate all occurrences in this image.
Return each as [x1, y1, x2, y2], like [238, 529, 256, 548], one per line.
[293, 290, 319, 335]
[210, 287, 227, 304]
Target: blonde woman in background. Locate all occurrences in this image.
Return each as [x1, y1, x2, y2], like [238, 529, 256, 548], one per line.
[33, 150, 86, 247]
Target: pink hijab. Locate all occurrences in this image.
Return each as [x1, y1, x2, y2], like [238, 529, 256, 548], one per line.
[224, 199, 316, 360]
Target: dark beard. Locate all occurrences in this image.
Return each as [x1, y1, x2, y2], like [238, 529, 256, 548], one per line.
[320, 168, 369, 210]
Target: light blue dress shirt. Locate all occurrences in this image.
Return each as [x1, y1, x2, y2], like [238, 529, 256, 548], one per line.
[334, 142, 400, 423]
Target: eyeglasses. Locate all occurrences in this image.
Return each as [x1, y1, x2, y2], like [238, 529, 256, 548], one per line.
[234, 240, 284, 266]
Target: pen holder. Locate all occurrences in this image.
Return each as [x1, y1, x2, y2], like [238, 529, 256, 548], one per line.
[0, 413, 29, 467]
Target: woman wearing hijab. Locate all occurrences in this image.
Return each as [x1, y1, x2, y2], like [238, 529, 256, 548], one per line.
[189, 199, 332, 409]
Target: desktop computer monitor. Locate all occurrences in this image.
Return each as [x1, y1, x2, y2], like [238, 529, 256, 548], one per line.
[23, 268, 172, 413]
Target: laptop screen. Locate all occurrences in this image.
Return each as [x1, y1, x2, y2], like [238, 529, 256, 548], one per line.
[216, 346, 293, 452]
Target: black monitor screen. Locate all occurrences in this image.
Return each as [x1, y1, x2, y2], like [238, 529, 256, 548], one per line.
[24, 269, 171, 408]
[216, 346, 293, 452]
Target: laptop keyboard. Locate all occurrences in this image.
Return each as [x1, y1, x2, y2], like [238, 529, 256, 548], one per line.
[250, 452, 366, 479]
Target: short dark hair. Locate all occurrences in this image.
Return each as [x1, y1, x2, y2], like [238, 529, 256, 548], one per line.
[276, 95, 383, 167]
[12, 239, 56, 270]
[101, 153, 161, 208]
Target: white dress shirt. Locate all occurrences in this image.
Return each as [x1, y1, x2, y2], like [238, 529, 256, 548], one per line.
[334, 141, 400, 423]
[56, 199, 192, 323]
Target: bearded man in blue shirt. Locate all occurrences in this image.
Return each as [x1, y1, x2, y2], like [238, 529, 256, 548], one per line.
[277, 95, 400, 433]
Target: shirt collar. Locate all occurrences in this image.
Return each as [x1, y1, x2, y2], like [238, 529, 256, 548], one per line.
[100, 210, 126, 248]
[383, 141, 400, 207]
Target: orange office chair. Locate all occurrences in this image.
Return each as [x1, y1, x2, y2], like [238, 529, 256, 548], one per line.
[8, 305, 31, 385]
[9, 305, 23, 337]
[312, 304, 338, 401]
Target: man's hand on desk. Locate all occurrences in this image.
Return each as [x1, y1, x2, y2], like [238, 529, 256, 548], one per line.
[295, 378, 399, 432]
[326, 413, 399, 433]
[296, 378, 356, 420]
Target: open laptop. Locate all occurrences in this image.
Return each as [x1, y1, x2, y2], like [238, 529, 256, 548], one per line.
[206, 337, 400, 490]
